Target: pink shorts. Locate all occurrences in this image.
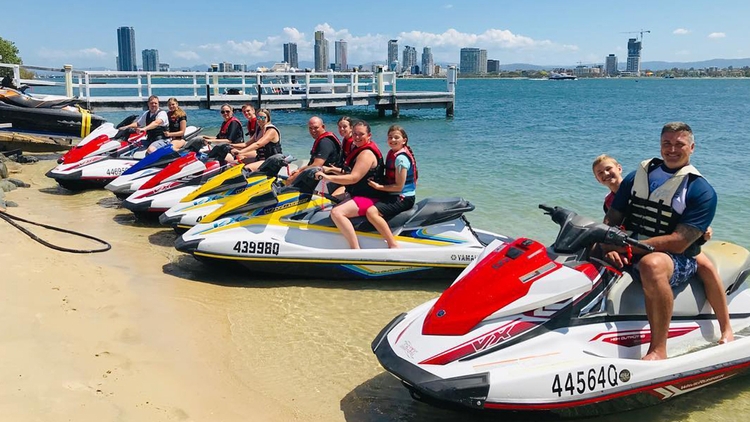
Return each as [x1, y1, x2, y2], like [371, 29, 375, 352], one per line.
[352, 196, 379, 216]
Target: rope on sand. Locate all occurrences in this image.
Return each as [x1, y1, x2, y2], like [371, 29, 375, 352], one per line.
[0, 210, 111, 253]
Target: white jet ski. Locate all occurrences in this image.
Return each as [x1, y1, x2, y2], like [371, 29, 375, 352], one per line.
[175, 167, 510, 280]
[372, 205, 750, 417]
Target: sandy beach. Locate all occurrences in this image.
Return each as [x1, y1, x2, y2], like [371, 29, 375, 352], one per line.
[0, 158, 462, 422]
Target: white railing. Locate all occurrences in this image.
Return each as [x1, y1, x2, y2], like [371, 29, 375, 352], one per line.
[0, 63, 415, 99]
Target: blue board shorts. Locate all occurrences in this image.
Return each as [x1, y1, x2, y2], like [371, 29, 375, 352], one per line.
[666, 252, 698, 287]
[632, 252, 697, 287]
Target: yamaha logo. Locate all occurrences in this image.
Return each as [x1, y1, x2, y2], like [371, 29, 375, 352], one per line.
[437, 310, 446, 317]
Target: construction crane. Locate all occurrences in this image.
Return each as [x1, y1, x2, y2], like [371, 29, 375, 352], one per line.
[621, 29, 651, 42]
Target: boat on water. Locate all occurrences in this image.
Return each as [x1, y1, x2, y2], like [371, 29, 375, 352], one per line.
[548, 72, 577, 80]
[0, 87, 106, 139]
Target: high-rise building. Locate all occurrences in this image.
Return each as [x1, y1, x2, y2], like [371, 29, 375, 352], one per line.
[605, 54, 618, 76]
[117, 27, 137, 71]
[284, 43, 299, 69]
[459, 48, 487, 75]
[219, 62, 233, 72]
[421, 47, 434, 76]
[387, 39, 399, 73]
[142, 49, 159, 72]
[158, 63, 170, 72]
[314, 31, 329, 72]
[335, 40, 348, 71]
[626, 38, 642, 75]
[487, 59, 500, 73]
[402, 46, 417, 74]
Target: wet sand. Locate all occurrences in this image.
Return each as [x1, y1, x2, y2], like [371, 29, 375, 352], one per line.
[2, 159, 750, 422]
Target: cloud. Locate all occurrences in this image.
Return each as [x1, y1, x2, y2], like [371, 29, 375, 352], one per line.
[173, 50, 200, 60]
[673, 28, 690, 35]
[168, 24, 578, 66]
[443, 4, 453, 8]
[708, 32, 726, 39]
[37, 47, 107, 59]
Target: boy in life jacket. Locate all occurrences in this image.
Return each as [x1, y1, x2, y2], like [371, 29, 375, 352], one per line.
[366, 125, 417, 248]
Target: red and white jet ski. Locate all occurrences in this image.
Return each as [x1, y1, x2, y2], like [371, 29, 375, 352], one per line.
[373, 205, 750, 417]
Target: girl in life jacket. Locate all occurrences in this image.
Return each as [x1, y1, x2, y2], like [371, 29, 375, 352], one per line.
[337, 116, 355, 166]
[315, 120, 384, 249]
[365, 125, 418, 248]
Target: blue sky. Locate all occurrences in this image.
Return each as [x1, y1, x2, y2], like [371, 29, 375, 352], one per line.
[3, 0, 748, 69]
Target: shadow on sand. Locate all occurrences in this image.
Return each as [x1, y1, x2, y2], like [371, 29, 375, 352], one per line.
[340, 370, 750, 422]
[160, 253, 450, 293]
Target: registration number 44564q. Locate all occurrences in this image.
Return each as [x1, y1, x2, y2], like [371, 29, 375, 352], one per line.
[233, 241, 279, 256]
[551, 365, 621, 397]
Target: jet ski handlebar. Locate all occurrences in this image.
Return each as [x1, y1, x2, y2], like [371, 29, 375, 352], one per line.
[538, 204, 655, 253]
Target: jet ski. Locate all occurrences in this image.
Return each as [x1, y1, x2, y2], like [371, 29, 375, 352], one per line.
[0, 87, 106, 138]
[103, 130, 206, 198]
[158, 154, 297, 232]
[372, 205, 750, 417]
[175, 167, 510, 280]
[48, 125, 202, 192]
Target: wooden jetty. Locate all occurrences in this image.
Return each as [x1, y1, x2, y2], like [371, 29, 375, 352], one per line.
[2, 64, 457, 117]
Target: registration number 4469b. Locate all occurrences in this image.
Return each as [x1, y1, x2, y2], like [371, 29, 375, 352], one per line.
[551, 365, 621, 397]
[232, 241, 279, 256]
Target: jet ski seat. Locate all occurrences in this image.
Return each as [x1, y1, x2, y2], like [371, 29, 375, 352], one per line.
[606, 241, 750, 316]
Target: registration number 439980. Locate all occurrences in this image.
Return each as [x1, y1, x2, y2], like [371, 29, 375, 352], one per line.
[551, 365, 623, 397]
[232, 240, 279, 256]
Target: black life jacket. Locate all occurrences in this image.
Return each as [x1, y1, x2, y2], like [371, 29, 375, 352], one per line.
[256, 124, 282, 161]
[145, 110, 166, 143]
[384, 148, 418, 186]
[343, 141, 384, 197]
[309, 131, 341, 166]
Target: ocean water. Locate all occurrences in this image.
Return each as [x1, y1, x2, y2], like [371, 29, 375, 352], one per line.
[96, 77, 750, 248]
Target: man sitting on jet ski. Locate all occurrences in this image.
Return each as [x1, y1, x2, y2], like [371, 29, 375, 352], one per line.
[118, 95, 169, 154]
[286, 116, 341, 184]
[315, 120, 384, 249]
[602, 122, 728, 360]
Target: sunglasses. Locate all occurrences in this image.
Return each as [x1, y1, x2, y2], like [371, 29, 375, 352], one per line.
[258, 116, 267, 120]
[221, 110, 231, 115]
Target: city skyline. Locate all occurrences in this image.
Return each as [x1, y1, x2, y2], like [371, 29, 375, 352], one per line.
[4, 1, 750, 69]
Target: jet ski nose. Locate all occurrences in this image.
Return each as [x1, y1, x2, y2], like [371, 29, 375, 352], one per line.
[175, 237, 202, 253]
[122, 199, 152, 212]
[159, 212, 183, 227]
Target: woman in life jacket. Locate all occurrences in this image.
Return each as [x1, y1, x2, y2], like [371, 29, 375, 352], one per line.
[201, 104, 244, 165]
[365, 125, 418, 248]
[315, 120, 384, 249]
[163, 97, 188, 150]
[337, 116, 355, 165]
[232, 109, 282, 171]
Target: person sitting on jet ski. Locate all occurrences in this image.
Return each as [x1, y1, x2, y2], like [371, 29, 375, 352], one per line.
[315, 120, 384, 249]
[231, 109, 282, 172]
[163, 97, 188, 150]
[118, 95, 169, 153]
[365, 125, 418, 249]
[287, 116, 341, 184]
[601, 123, 731, 360]
[593, 153, 733, 349]
[200, 104, 245, 164]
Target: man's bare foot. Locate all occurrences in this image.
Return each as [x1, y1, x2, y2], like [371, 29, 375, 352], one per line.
[719, 331, 734, 344]
[642, 351, 667, 361]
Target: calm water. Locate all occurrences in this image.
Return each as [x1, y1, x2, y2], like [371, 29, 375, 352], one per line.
[30, 78, 750, 421]
[94, 77, 750, 247]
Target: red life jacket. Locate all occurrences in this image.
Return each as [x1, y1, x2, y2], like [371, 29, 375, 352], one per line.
[218, 116, 242, 138]
[342, 141, 385, 197]
[310, 131, 340, 156]
[384, 148, 418, 186]
[341, 136, 354, 157]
